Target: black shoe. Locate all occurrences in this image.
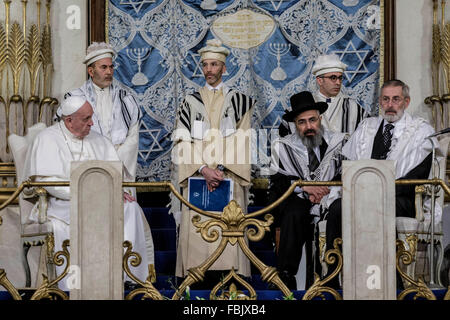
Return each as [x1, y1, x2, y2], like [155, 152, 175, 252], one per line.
[278, 270, 297, 290]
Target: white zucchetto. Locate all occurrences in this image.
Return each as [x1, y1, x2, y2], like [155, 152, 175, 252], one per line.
[58, 96, 88, 116]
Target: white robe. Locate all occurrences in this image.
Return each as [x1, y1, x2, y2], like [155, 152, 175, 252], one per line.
[64, 79, 140, 180]
[172, 85, 255, 277]
[342, 112, 444, 223]
[23, 122, 154, 290]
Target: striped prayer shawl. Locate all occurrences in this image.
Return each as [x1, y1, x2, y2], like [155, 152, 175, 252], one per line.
[62, 79, 140, 145]
[230, 90, 254, 124]
[177, 89, 254, 133]
[340, 98, 366, 133]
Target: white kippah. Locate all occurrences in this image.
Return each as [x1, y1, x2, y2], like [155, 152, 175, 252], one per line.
[198, 39, 230, 63]
[58, 96, 87, 116]
[312, 53, 347, 77]
[83, 42, 115, 65]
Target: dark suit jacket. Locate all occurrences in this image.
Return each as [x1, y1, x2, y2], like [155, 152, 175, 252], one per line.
[269, 138, 340, 226]
[371, 121, 432, 217]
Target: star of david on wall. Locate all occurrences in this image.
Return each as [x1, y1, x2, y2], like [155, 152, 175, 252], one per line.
[256, 0, 288, 11]
[119, 0, 155, 14]
[334, 41, 369, 83]
[139, 123, 164, 161]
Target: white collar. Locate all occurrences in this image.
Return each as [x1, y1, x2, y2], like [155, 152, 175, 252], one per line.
[205, 81, 224, 91]
[205, 82, 230, 95]
[60, 121, 83, 142]
[317, 91, 341, 102]
[92, 82, 110, 93]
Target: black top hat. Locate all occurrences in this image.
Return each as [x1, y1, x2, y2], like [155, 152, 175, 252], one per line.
[282, 91, 328, 122]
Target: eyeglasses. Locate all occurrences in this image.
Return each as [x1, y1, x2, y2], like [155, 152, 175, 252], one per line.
[380, 96, 404, 105]
[319, 75, 343, 82]
[296, 117, 319, 126]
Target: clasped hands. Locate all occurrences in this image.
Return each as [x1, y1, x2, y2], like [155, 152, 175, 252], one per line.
[302, 185, 330, 204]
[201, 166, 224, 192]
[123, 191, 136, 202]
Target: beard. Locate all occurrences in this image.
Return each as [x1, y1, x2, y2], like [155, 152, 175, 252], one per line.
[298, 125, 324, 149]
[381, 107, 404, 123]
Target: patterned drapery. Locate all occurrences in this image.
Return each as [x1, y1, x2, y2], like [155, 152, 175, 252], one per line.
[108, 0, 380, 181]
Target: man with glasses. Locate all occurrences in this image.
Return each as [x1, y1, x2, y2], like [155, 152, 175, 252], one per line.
[269, 91, 348, 290]
[279, 54, 368, 137]
[323, 79, 442, 289]
[312, 53, 369, 134]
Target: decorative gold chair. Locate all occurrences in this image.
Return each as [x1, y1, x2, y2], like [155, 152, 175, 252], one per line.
[7, 123, 54, 287]
[396, 135, 450, 287]
[313, 136, 450, 287]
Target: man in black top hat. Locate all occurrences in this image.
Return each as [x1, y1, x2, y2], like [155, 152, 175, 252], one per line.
[268, 91, 348, 290]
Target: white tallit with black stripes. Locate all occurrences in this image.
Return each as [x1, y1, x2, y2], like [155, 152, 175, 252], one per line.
[175, 87, 255, 139]
[62, 79, 140, 146]
[315, 91, 369, 134]
[270, 128, 348, 214]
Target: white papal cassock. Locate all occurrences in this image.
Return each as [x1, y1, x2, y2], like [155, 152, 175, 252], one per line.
[22, 122, 154, 290]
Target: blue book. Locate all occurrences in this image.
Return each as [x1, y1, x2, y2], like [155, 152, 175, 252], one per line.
[188, 177, 234, 212]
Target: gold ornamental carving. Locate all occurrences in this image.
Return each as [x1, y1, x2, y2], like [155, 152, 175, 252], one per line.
[425, 0, 450, 130]
[172, 199, 292, 300]
[123, 241, 163, 300]
[0, 268, 22, 300]
[0, 0, 57, 205]
[210, 268, 256, 300]
[1, 178, 450, 300]
[30, 239, 70, 300]
[396, 240, 436, 300]
[302, 238, 343, 300]
[405, 233, 418, 261]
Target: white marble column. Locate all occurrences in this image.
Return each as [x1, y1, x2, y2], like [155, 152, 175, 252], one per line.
[342, 160, 396, 300]
[69, 161, 124, 300]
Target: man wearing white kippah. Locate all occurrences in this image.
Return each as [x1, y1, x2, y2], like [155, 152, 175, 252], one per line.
[61, 42, 140, 181]
[172, 39, 255, 285]
[23, 96, 154, 291]
[279, 53, 369, 137]
[313, 53, 370, 134]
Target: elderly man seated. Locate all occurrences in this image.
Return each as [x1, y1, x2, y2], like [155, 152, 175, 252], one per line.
[325, 79, 443, 289]
[23, 96, 154, 291]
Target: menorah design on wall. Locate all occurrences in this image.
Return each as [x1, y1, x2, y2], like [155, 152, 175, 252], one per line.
[268, 43, 290, 81]
[127, 47, 151, 86]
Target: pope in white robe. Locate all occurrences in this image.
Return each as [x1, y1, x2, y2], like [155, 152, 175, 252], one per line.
[23, 96, 153, 291]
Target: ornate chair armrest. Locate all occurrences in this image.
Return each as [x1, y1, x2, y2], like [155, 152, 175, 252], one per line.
[414, 185, 426, 221]
[34, 187, 48, 224]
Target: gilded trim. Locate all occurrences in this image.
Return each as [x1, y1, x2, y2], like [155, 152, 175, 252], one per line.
[0, 269, 22, 300]
[105, 0, 109, 43]
[302, 238, 343, 300]
[396, 240, 436, 300]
